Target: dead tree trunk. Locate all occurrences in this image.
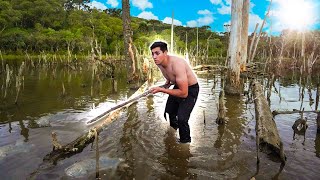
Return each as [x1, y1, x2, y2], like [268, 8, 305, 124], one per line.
[240, 0, 249, 71]
[253, 81, 286, 164]
[122, 0, 138, 83]
[248, 23, 259, 63]
[225, 0, 244, 95]
[216, 90, 227, 124]
[250, 0, 272, 62]
[301, 32, 306, 72]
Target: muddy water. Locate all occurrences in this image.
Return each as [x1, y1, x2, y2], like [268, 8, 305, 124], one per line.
[1, 64, 320, 179]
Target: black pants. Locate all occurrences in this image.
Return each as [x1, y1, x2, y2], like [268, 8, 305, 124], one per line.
[164, 83, 199, 143]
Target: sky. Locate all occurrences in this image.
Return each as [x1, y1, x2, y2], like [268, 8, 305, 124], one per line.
[90, 0, 320, 35]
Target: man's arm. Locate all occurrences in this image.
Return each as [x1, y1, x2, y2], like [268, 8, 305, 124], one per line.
[151, 62, 188, 98]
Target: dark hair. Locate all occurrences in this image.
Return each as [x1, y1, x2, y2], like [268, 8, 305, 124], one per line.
[150, 41, 168, 52]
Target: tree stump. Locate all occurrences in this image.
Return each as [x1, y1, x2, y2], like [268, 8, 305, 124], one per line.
[216, 90, 226, 124]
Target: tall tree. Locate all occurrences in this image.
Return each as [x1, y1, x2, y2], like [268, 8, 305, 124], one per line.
[0, 1, 21, 34]
[122, 0, 138, 83]
[225, 0, 249, 95]
[240, 0, 249, 70]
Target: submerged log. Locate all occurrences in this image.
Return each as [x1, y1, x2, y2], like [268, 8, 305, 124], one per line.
[216, 90, 226, 124]
[43, 81, 157, 164]
[272, 109, 320, 116]
[252, 81, 286, 164]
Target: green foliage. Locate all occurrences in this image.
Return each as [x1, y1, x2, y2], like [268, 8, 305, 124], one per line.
[0, 0, 228, 60]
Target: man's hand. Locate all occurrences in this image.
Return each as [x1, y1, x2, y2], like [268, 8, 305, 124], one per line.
[149, 86, 164, 94]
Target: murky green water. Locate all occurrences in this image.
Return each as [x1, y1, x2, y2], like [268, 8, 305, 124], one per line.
[0, 60, 320, 179]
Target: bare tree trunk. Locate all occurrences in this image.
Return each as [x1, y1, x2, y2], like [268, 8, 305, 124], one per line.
[122, 0, 137, 83]
[206, 33, 213, 65]
[240, 0, 249, 71]
[250, 0, 272, 62]
[248, 23, 259, 63]
[300, 32, 307, 74]
[171, 11, 174, 53]
[225, 0, 243, 95]
[196, 26, 199, 60]
[277, 36, 286, 72]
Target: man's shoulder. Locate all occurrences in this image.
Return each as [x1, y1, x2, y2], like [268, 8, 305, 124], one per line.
[169, 55, 186, 64]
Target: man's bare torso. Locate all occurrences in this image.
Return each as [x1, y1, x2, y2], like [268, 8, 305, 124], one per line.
[158, 55, 198, 86]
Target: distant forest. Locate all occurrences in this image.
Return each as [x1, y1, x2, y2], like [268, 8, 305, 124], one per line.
[0, 0, 227, 58]
[1, 0, 319, 62]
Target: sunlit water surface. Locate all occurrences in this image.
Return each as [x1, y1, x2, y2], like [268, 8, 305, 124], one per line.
[0, 65, 319, 179]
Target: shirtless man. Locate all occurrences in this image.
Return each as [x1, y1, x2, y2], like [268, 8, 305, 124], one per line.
[149, 41, 199, 143]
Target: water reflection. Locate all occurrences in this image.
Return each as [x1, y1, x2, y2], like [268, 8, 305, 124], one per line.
[223, 93, 246, 153]
[214, 124, 225, 149]
[1, 65, 320, 179]
[160, 128, 193, 179]
[315, 133, 320, 158]
[119, 103, 139, 179]
[18, 120, 29, 142]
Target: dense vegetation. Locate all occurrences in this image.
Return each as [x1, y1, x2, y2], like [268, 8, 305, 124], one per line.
[0, 0, 319, 66]
[0, 0, 226, 59]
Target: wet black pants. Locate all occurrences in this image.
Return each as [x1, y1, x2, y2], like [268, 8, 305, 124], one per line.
[164, 83, 199, 143]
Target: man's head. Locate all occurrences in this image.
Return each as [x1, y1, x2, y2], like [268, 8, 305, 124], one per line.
[150, 41, 168, 65]
[150, 41, 168, 52]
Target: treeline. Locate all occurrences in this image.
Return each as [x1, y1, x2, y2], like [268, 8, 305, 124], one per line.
[1, 0, 318, 65]
[252, 30, 320, 62]
[0, 0, 226, 58]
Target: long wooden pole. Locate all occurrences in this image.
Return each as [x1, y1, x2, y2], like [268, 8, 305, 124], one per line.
[87, 89, 151, 124]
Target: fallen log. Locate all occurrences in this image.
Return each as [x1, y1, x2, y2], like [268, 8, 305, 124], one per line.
[253, 81, 286, 164]
[272, 109, 320, 116]
[42, 81, 166, 165]
[192, 64, 227, 73]
[30, 81, 155, 178]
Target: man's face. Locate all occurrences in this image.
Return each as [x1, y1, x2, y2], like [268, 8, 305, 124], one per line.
[151, 47, 166, 65]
